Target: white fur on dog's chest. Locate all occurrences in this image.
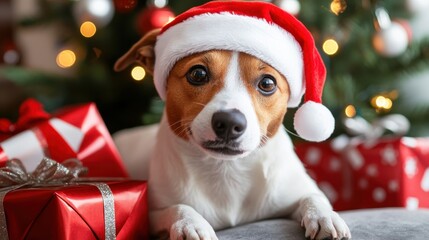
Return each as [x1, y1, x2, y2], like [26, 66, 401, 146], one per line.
[183, 153, 268, 229]
[149, 117, 317, 230]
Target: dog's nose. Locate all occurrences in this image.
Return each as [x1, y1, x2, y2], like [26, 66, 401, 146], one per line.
[212, 109, 247, 141]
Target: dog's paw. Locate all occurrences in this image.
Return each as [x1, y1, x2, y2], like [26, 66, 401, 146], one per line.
[170, 218, 218, 240]
[301, 210, 351, 240]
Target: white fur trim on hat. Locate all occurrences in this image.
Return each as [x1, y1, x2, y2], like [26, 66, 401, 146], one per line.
[294, 101, 335, 142]
[154, 12, 304, 107]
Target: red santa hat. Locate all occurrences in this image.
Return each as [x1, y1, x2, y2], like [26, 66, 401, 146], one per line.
[154, 1, 334, 142]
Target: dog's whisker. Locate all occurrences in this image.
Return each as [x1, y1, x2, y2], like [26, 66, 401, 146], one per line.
[283, 126, 300, 139]
[169, 119, 188, 128]
[173, 124, 192, 136]
[176, 126, 191, 137]
[192, 102, 207, 107]
[172, 120, 194, 137]
[169, 119, 193, 130]
[258, 132, 270, 147]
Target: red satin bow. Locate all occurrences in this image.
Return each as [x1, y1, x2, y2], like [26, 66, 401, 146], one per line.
[0, 99, 50, 137]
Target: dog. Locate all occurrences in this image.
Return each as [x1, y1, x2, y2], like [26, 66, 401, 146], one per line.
[114, 2, 351, 239]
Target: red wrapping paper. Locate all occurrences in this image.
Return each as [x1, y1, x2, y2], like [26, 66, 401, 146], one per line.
[296, 137, 429, 210]
[0, 102, 128, 178]
[0, 99, 50, 142]
[3, 180, 149, 239]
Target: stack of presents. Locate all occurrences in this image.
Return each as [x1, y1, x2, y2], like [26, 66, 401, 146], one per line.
[0, 99, 428, 239]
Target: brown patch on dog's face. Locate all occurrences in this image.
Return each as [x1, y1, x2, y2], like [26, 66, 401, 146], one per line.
[238, 53, 290, 139]
[165, 50, 232, 140]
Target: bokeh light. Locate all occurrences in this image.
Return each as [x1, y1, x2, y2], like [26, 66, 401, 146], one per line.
[131, 66, 146, 81]
[80, 21, 97, 38]
[371, 95, 393, 111]
[56, 50, 76, 68]
[344, 105, 357, 118]
[323, 39, 339, 55]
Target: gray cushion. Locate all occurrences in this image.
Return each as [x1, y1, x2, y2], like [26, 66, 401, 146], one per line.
[216, 208, 429, 240]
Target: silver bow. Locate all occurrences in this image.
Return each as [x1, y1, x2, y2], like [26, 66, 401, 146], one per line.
[0, 157, 88, 188]
[342, 114, 410, 144]
[0, 158, 116, 240]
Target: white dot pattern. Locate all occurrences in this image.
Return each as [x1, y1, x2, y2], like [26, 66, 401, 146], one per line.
[305, 147, 321, 165]
[373, 188, 386, 202]
[421, 168, 429, 192]
[405, 157, 418, 178]
[381, 145, 397, 166]
[366, 164, 378, 177]
[388, 180, 399, 192]
[406, 197, 419, 210]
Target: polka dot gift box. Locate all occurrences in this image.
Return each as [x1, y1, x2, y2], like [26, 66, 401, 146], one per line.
[295, 137, 429, 211]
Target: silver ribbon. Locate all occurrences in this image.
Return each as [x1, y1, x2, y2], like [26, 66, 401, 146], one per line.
[0, 158, 116, 240]
[341, 114, 410, 147]
[90, 183, 116, 240]
[0, 190, 9, 240]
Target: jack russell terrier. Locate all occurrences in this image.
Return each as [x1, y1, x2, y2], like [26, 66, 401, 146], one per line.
[114, 1, 351, 240]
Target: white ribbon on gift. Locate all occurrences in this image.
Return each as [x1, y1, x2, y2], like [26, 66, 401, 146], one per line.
[331, 114, 410, 170]
[0, 118, 84, 173]
[342, 114, 410, 146]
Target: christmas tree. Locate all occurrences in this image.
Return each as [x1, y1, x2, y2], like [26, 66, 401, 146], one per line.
[1, 0, 429, 137]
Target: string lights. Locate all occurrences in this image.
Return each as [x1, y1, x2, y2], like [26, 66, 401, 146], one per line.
[371, 95, 393, 112]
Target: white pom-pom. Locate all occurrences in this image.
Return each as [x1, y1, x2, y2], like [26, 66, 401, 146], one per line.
[294, 101, 335, 142]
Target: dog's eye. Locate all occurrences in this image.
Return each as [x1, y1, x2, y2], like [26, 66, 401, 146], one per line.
[257, 75, 277, 95]
[186, 65, 209, 86]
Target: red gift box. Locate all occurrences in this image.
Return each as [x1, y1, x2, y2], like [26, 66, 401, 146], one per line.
[2, 180, 149, 239]
[296, 137, 429, 211]
[0, 100, 128, 177]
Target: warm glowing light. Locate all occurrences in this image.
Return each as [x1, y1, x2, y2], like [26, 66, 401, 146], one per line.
[330, 0, 347, 15]
[344, 105, 356, 118]
[383, 97, 393, 110]
[323, 39, 339, 55]
[371, 95, 393, 111]
[80, 21, 97, 38]
[131, 66, 146, 81]
[56, 50, 76, 68]
[330, 1, 341, 15]
[375, 96, 387, 108]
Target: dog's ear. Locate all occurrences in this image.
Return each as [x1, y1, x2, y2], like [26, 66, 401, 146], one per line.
[114, 29, 160, 75]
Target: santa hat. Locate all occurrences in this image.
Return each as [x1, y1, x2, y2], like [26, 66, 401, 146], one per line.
[154, 1, 334, 142]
